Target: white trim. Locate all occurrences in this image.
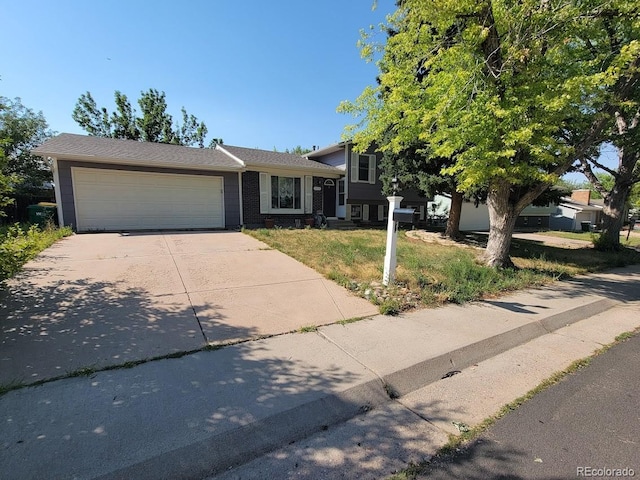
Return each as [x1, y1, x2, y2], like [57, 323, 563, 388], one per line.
[51, 158, 65, 227]
[350, 152, 358, 183]
[350, 152, 377, 184]
[40, 154, 241, 172]
[259, 172, 270, 214]
[238, 171, 244, 226]
[337, 178, 345, 206]
[259, 172, 307, 215]
[343, 148, 349, 203]
[304, 176, 313, 214]
[368, 156, 376, 184]
[362, 204, 370, 221]
[215, 144, 246, 167]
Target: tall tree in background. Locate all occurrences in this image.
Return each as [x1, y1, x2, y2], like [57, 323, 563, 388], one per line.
[72, 89, 210, 148]
[285, 146, 312, 155]
[0, 96, 54, 196]
[580, 130, 640, 249]
[342, 0, 640, 267]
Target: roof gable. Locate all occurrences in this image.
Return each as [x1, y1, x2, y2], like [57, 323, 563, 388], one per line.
[559, 197, 603, 212]
[219, 145, 342, 174]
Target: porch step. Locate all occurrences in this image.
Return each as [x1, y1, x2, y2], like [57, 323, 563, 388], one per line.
[326, 219, 357, 230]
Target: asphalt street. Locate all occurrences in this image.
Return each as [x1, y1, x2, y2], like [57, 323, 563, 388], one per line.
[415, 332, 640, 480]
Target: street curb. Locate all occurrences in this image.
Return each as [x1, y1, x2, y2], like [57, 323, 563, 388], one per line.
[383, 297, 618, 397]
[96, 379, 390, 480]
[94, 297, 618, 479]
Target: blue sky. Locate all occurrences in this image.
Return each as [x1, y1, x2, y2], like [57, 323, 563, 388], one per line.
[1, 0, 393, 151]
[1, 0, 616, 180]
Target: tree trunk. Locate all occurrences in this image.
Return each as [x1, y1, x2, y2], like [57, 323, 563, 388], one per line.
[599, 185, 629, 250]
[484, 182, 520, 268]
[586, 140, 638, 250]
[445, 190, 463, 239]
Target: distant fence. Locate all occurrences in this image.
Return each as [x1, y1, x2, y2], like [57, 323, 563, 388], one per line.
[1, 192, 56, 224]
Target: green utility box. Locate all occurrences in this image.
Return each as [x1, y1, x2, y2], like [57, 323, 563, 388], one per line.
[27, 203, 58, 227]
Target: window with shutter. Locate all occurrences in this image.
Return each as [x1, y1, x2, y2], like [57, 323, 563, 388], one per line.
[350, 153, 377, 184]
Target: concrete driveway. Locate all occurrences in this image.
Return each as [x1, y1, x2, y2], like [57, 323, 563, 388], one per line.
[0, 232, 377, 385]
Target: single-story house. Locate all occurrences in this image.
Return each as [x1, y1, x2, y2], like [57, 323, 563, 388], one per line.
[427, 194, 556, 232]
[305, 142, 429, 223]
[32, 133, 342, 232]
[550, 189, 603, 231]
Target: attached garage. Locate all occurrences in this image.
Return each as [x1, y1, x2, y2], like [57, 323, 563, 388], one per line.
[32, 134, 243, 232]
[72, 168, 225, 232]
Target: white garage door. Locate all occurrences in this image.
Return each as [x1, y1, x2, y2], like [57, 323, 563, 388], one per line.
[72, 167, 225, 231]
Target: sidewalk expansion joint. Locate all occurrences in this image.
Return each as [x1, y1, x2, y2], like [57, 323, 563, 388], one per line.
[316, 329, 392, 398]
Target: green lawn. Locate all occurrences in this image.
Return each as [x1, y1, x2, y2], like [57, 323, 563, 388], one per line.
[247, 228, 640, 314]
[538, 230, 640, 248]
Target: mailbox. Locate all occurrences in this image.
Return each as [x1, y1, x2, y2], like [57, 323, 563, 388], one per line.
[393, 208, 416, 223]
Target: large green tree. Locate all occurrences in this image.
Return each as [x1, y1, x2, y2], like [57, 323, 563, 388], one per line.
[0, 97, 54, 196]
[72, 89, 210, 147]
[342, 0, 640, 267]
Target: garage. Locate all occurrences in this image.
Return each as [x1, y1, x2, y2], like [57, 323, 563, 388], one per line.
[72, 167, 225, 232]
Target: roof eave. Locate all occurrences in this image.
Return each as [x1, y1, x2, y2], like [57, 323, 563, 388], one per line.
[245, 164, 342, 177]
[305, 141, 349, 158]
[35, 153, 243, 172]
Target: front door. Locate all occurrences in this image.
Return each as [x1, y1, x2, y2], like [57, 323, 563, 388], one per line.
[323, 179, 336, 217]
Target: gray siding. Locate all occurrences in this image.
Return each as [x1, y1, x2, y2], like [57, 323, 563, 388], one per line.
[346, 143, 384, 203]
[345, 144, 427, 204]
[57, 160, 240, 230]
[314, 149, 345, 168]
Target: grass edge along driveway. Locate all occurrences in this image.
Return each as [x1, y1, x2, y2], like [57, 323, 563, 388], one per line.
[246, 228, 640, 314]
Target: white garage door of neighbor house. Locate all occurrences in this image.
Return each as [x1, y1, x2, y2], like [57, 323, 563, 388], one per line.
[72, 167, 225, 231]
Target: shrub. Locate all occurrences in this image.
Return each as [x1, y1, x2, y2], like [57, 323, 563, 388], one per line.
[0, 223, 72, 282]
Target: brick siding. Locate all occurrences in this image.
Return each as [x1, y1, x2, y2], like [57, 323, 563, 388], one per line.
[242, 171, 326, 228]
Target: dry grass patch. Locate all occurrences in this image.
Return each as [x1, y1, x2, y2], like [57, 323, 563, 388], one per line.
[246, 228, 640, 313]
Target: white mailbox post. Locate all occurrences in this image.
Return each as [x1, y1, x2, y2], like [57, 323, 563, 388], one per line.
[383, 194, 403, 286]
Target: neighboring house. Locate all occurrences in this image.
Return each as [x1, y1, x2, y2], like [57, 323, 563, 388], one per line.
[550, 189, 603, 232]
[32, 134, 342, 232]
[305, 142, 429, 223]
[428, 194, 556, 232]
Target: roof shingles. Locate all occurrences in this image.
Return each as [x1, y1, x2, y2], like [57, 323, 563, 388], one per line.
[32, 133, 242, 170]
[33, 134, 343, 175]
[219, 145, 341, 173]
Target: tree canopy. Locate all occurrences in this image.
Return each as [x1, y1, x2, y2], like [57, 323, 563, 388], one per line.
[72, 89, 211, 148]
[0, 96, 54, 197]
[341, 0, 640, 267]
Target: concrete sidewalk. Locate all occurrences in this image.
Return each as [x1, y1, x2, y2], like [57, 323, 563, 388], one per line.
[1, 266, 639, 480]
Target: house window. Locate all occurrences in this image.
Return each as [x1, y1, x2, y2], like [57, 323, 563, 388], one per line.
[338, 179, 345, 206]
[358, 156, 369, 182]
[271, 176, 301, 210]
[350, 153, 376, 184]
[351, 204, 362, 219]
